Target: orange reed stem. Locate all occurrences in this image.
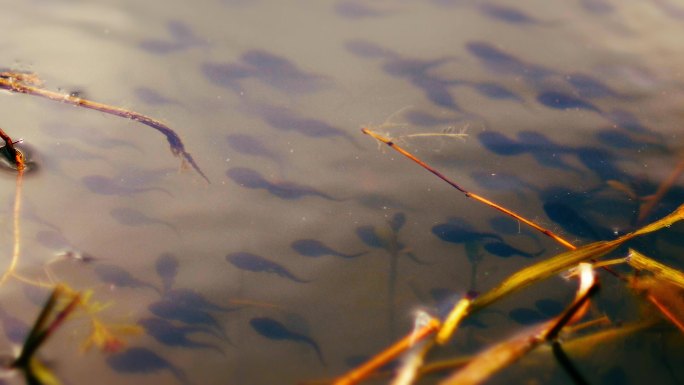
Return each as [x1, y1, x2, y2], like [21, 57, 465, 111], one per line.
[362, 128, 576, 250]
[332, 319, 440, 385]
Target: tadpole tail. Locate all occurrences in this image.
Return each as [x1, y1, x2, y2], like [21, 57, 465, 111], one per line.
[338, 251, 368, 259]
[300, 335, 326, 366]
[277, 267, 312, 283]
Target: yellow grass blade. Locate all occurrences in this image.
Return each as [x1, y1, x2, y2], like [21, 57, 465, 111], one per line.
[627, 249, 684, 289]
[473, 204, 684, 311]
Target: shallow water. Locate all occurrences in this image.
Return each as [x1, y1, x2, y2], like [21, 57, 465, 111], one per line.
[0, 1, 683, 384]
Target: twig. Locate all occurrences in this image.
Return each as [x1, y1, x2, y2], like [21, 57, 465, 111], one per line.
[0, 71, 209, 183]
[361, 128, 575, 249]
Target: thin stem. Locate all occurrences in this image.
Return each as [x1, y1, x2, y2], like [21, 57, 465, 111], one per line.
[0, 169, 24, 286]
[362, 128, 576, 249]
[332, 319, 440, 385]
[552, 342, 590, 385]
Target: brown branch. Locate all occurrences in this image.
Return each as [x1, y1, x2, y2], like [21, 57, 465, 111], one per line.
[0, 71, 209, 183]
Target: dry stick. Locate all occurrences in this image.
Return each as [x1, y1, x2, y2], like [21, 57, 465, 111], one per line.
[361, 128, 575, 249]
[0, 167, 24, 286]
[0, 72, 209, 183]
[333, 318, 440, 385]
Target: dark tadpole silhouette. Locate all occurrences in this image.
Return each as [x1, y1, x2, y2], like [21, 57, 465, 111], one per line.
[155, 253, 179, 294]
[470, 171, 537, 195]
[479, 3, 540, 24]
[355, 212, 429, 337]
[543, 201, 606, 240]
[580, 0, 614, 14]
[226, 252, 310, 283]
[250, 317, 325, 365]
[106, 347, 189, 385]
[139, 20, 205, 54]
[432, 218, 503, 244]
[606, 109, 654, 134]
[138, 317, 225, 354]
[345, 39, 460, 110]
[478, 131, 583, 174]
[509, 298, 564, 326]
[134, 87, 177, 106]
[334, 1, 387, 18]
[595, 130, 655, 150]
[516, 131, 581, 173]
[537, 91, 600, 112]
[566, 72, 619, 99]
[226, 167, 339, 201]
[164, 288, 242, 313]
[109, 207, 179, 234]
[82, 175, 172, 197]
[94, 264, 160, 294]
[575, 146, 625, 182]
[469, 82, 521, 101]
[226, 133, 282, 163]
[203, 50, 330, 94]
[508, 308, 548, 325]
[290, 239, 366, 259]
[483, 241, 543, 258]
[148, 299, 227, 339]
[466, 41, 551, 80]
[535, 298, 564, 317]
[478, 131, 526, 156]
[250, 104, 360, 146]
[355, 226, 387, 249]
[0, 307, 29, 345]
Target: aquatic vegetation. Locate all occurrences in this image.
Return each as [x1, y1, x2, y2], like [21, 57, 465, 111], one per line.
[322, 126, 684, 385]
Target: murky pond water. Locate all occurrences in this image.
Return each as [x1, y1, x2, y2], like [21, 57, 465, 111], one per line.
[0, 1, 683, 384]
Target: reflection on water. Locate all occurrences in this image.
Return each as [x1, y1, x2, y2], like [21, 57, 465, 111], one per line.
[0, 0, 683, 384]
